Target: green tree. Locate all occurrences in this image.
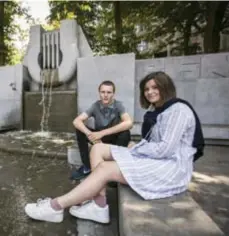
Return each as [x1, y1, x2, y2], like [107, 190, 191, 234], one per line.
[93, 1, 146, 55]
[48, 1, 144, 55]
[146, 1, 229, 55]
[0, 1, 6, 65]
[0, 0, 31, 65]
[48, 0, 99, 51]
[47, 1, 229, 58]
[203, 1, 229, 53]
[141, 1, 204, 56]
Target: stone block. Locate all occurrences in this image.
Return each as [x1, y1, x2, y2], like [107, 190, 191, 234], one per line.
[119, 184, 224, 236]
[201, 53, 229, 78]
[195, 78, 229, 125]
[23, 91, 77, 132]
[174, 80, 197, 107]
[0, 64, 23, 130]
[165, 55, 201, 80]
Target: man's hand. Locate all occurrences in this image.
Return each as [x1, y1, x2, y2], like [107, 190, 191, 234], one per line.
[87, 131, 105, 143]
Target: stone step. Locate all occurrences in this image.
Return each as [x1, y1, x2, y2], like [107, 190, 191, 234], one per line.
[118, 184, 225, 236]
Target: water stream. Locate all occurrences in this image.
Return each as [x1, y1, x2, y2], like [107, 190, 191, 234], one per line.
[39, 69, 56, 132]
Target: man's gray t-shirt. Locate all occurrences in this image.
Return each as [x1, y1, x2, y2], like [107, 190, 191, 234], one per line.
[85, 100, 126, 130]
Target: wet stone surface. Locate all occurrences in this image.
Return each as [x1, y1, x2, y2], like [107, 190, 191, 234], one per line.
[0, 151, 118, 236]
[0, 131, 76, 158]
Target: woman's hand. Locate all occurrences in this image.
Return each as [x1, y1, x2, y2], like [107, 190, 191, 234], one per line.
[128, 141, 136, 148]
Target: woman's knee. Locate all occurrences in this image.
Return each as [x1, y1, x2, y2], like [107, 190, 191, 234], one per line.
[90, 143, 111, 160]
[90, 143, 103, 157]
[90, 143, 105, 163]
[90, 143, 104, 153]
[96, 161, 123, 182]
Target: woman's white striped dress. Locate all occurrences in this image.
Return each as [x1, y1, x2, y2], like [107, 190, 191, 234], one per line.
[111, 102, 197, 200]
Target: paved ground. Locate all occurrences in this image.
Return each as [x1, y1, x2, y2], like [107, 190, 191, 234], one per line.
[0, 131, 228, 236]
[190, 145, 229, 235]
[0, 151, 118, 236]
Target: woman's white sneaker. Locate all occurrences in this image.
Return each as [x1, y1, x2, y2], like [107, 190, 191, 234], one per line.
[69, 200, 91, 212]
[24, 198, 64, 223]
[69, 200, 110, 224]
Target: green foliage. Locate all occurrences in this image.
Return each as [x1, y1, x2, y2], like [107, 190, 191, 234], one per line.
[48, 1, 149, 56]
[46, 1, 229, 58]
[1, 0, 228, 65]
[0, 0, 32, 65]
[48, 0, 99, 50]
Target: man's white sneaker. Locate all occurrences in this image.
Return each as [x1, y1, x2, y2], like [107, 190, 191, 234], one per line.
[69, 200, 110, 224]
[24, 198, 64, 223]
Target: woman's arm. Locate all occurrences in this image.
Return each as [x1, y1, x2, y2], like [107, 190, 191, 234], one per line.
[132, 108, 192, 159]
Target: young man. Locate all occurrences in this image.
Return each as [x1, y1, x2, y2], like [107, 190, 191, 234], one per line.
[71, 80, 133, 180]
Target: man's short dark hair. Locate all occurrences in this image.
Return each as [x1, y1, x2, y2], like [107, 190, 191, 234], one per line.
[98, 80, 116, 93]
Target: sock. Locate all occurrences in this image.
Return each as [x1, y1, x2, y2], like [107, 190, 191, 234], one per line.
[50, 198, 63, 211]
[93, 195, 107, 208]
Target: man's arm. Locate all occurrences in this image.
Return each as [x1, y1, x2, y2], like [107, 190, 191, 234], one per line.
[72, 112, 92, 136]
[100, 112, 133, 137]
[88, 112, 133, 142]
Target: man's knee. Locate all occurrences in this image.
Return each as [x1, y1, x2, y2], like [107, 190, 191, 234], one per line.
[76, 128, 83, 137]
[116, 130, 131, 146]
[119, 130, 130, 138]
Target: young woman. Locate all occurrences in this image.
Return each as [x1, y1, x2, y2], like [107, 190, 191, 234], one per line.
[24, 71, 204, 224]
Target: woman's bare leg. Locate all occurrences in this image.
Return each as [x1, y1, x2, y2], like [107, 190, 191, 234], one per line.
[57, 161, 127, 208]
[89, 143, 115, 197]
[90, 143, 113, 170]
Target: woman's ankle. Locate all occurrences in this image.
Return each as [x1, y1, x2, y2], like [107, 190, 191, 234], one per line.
[93, 195, 107, 208]
[50, 198, 63, 211]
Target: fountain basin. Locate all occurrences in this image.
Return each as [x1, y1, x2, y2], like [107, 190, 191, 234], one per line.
[23, 91, 77, 132]
[0, 130, 76, 159]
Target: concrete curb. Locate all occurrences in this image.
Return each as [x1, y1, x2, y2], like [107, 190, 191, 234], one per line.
[0, 144, 67, 159]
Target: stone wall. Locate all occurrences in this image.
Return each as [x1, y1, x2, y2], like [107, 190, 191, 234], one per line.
[1, 51, 229, 140]
[133, 52, 229, 139]
[0, 64, 23, 130]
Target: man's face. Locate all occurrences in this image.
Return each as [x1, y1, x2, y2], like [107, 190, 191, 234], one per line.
[99, 84, 115, 105]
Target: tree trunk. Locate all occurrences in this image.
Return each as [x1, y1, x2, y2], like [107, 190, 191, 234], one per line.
[204, 2, 228, 53]
[212, 2, 228, 52]
[183, 21, 191, 55]
[113, 1, 123, 53]
[0, 1, 5, 65]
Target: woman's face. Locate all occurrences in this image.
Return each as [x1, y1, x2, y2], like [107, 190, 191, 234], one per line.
[144, 79, 161, 106]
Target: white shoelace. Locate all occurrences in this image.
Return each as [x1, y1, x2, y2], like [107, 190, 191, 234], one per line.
[36, 197, 51, 206]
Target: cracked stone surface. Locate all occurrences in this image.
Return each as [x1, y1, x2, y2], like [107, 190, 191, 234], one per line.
[0, 151, 118, 236]
[0, 131, 228, 236]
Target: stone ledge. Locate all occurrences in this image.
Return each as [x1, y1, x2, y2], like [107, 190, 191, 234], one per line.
[0, 131, 75, 159]
[0, 143, 67, 159]
[118, 184, 224, 236]
[131, 123, 229, 141]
